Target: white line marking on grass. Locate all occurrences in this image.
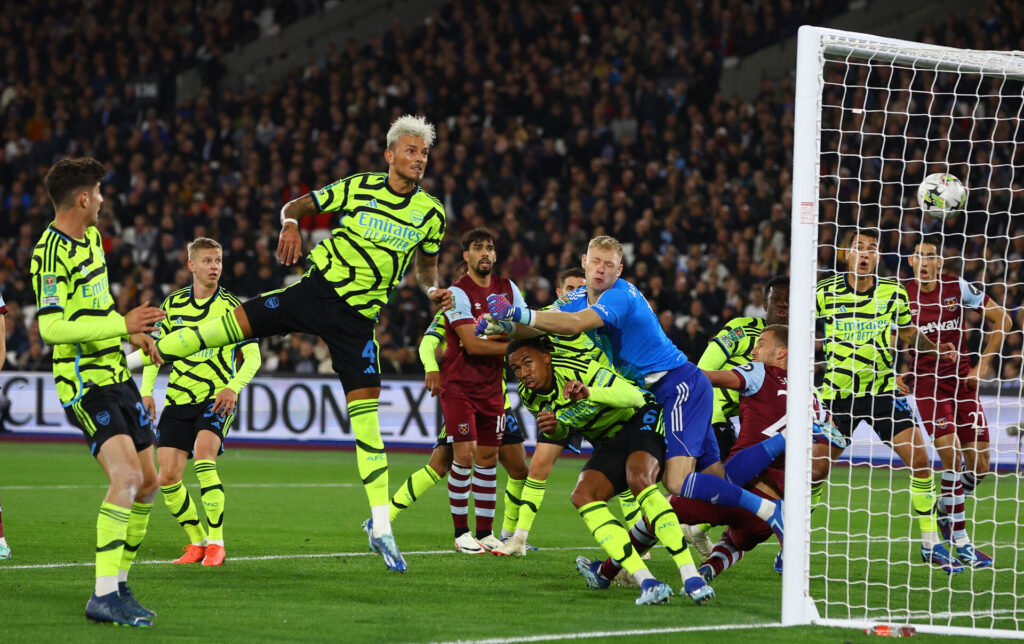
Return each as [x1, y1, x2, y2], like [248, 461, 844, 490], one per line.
[0, 546, 605, 571]
[430, 622, 787, 644]
[4, 482, 360, 490]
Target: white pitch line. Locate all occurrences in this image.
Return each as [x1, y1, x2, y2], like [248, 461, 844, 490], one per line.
[3, 482, 360, 490]
[431, 622, 787, 644]
[0, 546, 605, 571]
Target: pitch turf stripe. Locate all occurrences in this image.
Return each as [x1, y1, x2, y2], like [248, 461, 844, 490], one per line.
[430, 622, 789, 643]
[0, 546, 608, 570]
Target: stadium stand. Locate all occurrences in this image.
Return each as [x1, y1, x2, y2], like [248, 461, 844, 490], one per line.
[1, 0, 1022, 384]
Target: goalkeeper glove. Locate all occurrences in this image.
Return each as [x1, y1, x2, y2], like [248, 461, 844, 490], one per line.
[474, 313, 514, 338]
[487, 294, 536, 327]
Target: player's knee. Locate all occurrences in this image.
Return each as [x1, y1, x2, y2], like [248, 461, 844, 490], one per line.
[625, 470, 657, 497]
[810, 458, 831, 484]
[157, 468, 181, 488]
[114, 466, 145, 498]
[570, 486, 596, 509]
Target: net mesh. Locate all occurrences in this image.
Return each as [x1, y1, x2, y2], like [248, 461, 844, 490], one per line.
[809, 36, 1024, 632]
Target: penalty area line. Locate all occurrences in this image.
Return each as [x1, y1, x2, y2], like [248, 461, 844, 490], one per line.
[0, 545, 606, 571]
[430, 622, 787, 644]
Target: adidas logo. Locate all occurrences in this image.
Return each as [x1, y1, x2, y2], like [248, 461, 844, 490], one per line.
[839, 305, 848, 313]
[368, 198, 379, 209]
[364, 366, 376, 374]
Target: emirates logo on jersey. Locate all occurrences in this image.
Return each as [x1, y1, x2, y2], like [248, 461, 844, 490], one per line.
[943, 297, 958, 311]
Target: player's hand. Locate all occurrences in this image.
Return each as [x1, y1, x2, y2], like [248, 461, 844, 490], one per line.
[424, 370, 441, 397]
[537, 410, 557, 435]
[938, 342, 957, 363]
[125, 301, 165, 334]
[129, 332, 163, 366]
[277, 222, 303, 265]
[428, 286, 453, 311]
[965, 364, 983, 390]
[141, 395, 157, 423]
[487, 294, 515, 320]
[564, 380, 590, 402]
[474, 314, 513, 338]
[895, 374, 911, 396]
[212, 388, 237, 418]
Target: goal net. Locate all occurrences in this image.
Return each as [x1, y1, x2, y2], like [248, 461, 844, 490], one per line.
[785, 26, 1024, 639]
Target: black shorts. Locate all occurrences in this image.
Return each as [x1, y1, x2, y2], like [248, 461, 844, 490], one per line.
[582, 402, 666, 495]
[537, 429, 586, 454]
[157, 400, 233, 458]
[828, 393, 918, 444]
[243, 268, 380, 392]
[64, 379, 154, 458]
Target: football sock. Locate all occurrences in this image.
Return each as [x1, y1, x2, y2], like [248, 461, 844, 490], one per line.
[96, 502, 129, 597]
[810, 483, 824, 509]
[682, 472, 777, 521]
[195, 460, 225, 544]
[636, 485, 698, 578]
[961, 471, 982, 497]
[390, 465, 443, 522]
[501, 476, 526, 536]
[706, 536, 745, 577]
[349, 398, 392, 536]
[472, 464, 497, 537]
[145, 312, 245, 365]
[578, 501, 647, 577]
[939, 471, 969, 546]
[516, 477, 547, 535]
[910, 474, 939, 545]
[598, 518, 657, 581]
[616, 490, 641, 525]
[449, 462, 472, 535]
[724, 433, 786, 487]
[0, 501, 5, 538]
[118, 502, 152, 578]
[161, 481, 207, 545]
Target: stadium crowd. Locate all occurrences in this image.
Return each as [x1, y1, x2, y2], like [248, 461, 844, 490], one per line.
[1, 0, 1023, 382]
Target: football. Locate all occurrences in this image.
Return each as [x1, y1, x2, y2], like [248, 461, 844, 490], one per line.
[917, 172, 967, 219]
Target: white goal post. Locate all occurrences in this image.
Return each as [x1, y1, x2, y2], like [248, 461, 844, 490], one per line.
[785, 25, 1024, 639]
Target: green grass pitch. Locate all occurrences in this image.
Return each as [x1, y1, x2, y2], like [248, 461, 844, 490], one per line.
[0, 441, 1017, 643]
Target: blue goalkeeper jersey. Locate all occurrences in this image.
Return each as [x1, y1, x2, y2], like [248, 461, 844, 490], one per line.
[552, 279, 687, 384]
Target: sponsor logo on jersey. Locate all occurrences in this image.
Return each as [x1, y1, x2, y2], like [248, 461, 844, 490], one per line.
[943, 296, 958, 311]
[920, 318, 958, 335]
[96, 411, 111, 426]
[265, 296, 280, 309]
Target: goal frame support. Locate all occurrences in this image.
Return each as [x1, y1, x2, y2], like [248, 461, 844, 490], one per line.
[784, 24, 1024, 640]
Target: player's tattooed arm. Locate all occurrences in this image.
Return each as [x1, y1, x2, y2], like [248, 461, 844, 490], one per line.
[416, 250, 453, 310]
[277, 194, 318, 265]
[900, 326, 956, 362]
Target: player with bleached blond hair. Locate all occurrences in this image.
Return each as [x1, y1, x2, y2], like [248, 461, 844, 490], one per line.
[126, 114, 452, 574]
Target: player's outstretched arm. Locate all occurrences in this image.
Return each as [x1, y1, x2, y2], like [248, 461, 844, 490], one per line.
[701, 369, 743, 390]
[487, 294, 603, 335]
[39, 301, 164, 347]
